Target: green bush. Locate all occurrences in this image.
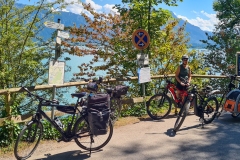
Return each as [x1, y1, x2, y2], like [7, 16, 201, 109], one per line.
[0, 120, 20, 147]
[121, 104, 146, 117]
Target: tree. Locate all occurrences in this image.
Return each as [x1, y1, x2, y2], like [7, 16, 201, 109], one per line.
[0, 0, 71, 117]
[62, 0, 206, 95]
[201, 0, 240, 89]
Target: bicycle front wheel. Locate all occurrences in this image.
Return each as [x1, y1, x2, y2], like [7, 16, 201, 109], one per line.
[74, 116, 113, 151]
[202, 96, 219, 124]
[146, 93, 172, 120]
[14, 121, 43, 160]
[173, 101, 190, 132]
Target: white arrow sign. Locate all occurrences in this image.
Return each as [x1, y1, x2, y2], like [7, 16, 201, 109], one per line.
[58, 30, 70, 39]
[56, 37, 61, 44]
[137, 54, 149, 66]
[44, 21, 64, 30]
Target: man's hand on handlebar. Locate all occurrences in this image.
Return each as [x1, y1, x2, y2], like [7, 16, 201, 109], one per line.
[180, 82, 190, 86]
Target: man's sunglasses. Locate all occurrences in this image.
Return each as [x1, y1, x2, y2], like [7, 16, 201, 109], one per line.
[182, 58, 188, 61]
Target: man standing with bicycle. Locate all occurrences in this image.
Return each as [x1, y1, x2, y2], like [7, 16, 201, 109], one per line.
[175, 55, 192, 115]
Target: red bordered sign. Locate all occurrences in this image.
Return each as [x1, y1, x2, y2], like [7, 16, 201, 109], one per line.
[132, 29, 150, 50]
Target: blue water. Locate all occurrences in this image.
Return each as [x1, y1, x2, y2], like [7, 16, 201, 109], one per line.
[55, 53, 105, 104]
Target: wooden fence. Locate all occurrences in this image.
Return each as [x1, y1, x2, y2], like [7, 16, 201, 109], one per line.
[0, 74, 229, 126]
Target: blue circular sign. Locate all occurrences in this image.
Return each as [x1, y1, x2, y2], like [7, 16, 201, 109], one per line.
[132, 29, 150, 50]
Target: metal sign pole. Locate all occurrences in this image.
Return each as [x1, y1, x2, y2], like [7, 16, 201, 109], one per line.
[51, 85, 56, 120]
[52, 19, 61, 120]
[55, 19, 61, 61]
[141, 51, 146, 109]
[132, 28, 150, 110]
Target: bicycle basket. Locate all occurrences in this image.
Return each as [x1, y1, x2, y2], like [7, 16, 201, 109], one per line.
[87, 82, 98, 92]
[113, 85, 129, 98]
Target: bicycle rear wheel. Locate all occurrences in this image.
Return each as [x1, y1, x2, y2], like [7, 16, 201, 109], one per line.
[202, 96, 219, 124]
[14, 121, 43, 160]
[74, 117, 113, 151]
[173, 101, 190, 132]
[146, 93, 172, 120]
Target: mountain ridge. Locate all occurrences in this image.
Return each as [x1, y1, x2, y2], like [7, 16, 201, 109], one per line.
[17, 3, 211, 48]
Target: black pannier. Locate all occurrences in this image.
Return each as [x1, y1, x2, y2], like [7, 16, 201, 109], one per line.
[87, 93, 110, 109]
[87, 93, 110, 135]
[88, 108, 110, 135]
[113, 85, 129, 98]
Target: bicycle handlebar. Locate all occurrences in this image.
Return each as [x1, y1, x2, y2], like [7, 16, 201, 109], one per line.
[20, 87, 58, 104]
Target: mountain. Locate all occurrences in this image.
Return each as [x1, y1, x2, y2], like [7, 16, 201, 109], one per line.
[16, 3, 211, 48]
[171, 11, 212, 48]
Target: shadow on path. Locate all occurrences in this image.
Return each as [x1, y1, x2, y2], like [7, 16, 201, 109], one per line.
[35, 149, 104, 160]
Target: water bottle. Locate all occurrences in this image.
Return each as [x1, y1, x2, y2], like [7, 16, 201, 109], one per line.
[54, 117, 63, 129]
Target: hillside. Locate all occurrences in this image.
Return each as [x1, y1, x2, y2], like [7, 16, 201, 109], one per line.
[17, 3, 211, 48]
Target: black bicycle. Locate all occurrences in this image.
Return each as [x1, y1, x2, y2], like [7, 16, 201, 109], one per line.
[173, 81, 219, 132]
[14, 86, 113, 160]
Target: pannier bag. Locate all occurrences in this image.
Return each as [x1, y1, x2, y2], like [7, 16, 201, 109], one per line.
[88, 108, 110, 135]
[87, 82, 98, 92]
[87, 93, 110, 109]
[113, 85, 129, 98]
[87, 93, 110, 135]
[224, 89, 240, 112]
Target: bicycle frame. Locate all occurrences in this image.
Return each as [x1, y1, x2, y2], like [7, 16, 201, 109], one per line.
[30, 98, 84, 142]
[165, 80, 187, 105]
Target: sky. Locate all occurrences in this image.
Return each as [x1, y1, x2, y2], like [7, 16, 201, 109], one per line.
[17, 0, 219, 32]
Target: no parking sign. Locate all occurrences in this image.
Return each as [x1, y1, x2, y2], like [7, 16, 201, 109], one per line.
[132, 29, 150, 50]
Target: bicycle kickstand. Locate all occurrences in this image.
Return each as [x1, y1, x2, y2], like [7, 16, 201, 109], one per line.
[199, 118, 204, 129]
[89, 137, 93, 157]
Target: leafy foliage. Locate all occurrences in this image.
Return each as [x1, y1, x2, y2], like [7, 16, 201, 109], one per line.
[0, 0, 75, 117]
[201, 0, 240, 89]
[0, 120, 20, 147]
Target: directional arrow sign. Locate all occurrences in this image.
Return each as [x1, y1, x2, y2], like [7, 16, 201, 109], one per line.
[58, 30, 70, 39]
[44, 21, 64, 30]
[56, 37, 61, 44]
[137, 54, 149, 66]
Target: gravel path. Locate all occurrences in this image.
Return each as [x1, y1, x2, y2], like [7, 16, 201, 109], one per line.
[3, 112, 240, 160]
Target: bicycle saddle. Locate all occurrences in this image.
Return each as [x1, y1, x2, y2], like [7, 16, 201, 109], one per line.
[71, 92, 87, 98]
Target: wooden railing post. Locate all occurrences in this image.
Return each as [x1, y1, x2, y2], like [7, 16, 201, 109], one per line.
[5, 92, 11, 116]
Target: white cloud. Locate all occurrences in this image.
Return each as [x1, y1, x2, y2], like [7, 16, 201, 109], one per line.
[85, 0, 102, 11]
[176, 10, 219, 32]
[103, 4, 119, 14]
[50, 0, 118, 15]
